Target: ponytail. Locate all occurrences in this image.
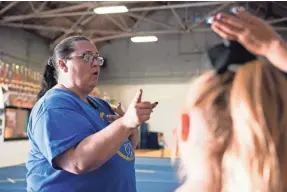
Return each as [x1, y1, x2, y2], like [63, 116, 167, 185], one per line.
[37, 57, 58, 100]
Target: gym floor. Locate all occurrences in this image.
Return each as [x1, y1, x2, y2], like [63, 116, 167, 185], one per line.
[0, 157, 180, 192]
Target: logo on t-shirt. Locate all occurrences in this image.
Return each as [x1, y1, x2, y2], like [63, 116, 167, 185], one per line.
[100, 112, 105, 121]
[117, 140, 135, 161]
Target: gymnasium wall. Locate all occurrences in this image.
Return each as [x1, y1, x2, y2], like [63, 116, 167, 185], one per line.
[0, 27, 50, 166]
[0, 27, 50, 72]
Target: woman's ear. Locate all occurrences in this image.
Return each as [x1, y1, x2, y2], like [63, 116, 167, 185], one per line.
[58, 59, 68, 72]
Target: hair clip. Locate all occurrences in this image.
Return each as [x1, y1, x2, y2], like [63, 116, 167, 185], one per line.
[207, 40, 256, 74]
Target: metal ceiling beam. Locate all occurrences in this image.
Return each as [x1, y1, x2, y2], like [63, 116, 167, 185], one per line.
[131, 2, 154, 30]
[170, 7, 186, 30]
[63, 1, 138, 5]
[268, 17, 287, 25]
[274, 27, 287, 31]
[50, 8, 92, 49]
[119, 15, 128, 29]
[2, 2, 233, 23]
[129, 2, 232, 12]
[91, 25, 287, 43]
[41, 2, 97, 15]
[131, 11, 149, 30]
[126, 13, 174, 30]
[106, 15, 128, 32]
[2, 12, 95, 22]
[1, 2, 97, 22]
[81, 15, 97, 26]
[78, 29, 122, 35]
[0, 22, 69, 32]
[0, 1, 19, 16]
[29, 2, 37, 13]
[187, 2, 234, 31]
[37, 1, 48, 13]
[80, 16, 102, 40]
[91, 28, 212, 43]
[0, 22, 122, 35]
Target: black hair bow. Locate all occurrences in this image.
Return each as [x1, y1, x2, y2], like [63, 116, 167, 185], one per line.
[207, 40, 257, 74]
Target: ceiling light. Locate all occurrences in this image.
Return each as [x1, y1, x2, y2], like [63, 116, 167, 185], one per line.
[130, 36, 158, 43]
[94, 6, 129, 14]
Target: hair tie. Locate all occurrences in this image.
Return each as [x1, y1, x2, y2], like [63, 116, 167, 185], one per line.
[48, 57, 54, 67]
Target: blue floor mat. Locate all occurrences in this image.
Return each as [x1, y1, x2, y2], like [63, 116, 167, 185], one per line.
[0, 157, 180, 192]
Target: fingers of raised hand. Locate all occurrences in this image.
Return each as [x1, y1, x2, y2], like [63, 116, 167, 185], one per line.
[136, 108, 153, 116]
[138, 114, 151, 122]
[112, 107, 125, 117]
[107, 114, 120, 119]
[211, 24, 238, 41]
[152, 102, 158, 109]
[133, 107, 153, 124]
[215, 13, 246, 29]
[116, 102, 122, 109]
[135, 101, 153, 109]
[106, 114, 120, 123]
[211, 13, 247, 39]
[233, 8, 263, 25]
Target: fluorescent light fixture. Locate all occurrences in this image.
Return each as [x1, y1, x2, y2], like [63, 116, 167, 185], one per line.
[130, 36, 158, 43]
[94, 6, 128, 14]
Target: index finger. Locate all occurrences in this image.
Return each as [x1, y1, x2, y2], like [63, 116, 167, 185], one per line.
[131, 89, 143, 105]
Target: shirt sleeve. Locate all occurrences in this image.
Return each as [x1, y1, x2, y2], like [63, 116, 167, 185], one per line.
[31, 108, 95, 169]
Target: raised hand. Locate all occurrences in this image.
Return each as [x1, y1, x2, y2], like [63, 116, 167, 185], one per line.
[211, 7, 281, 58]
[121, 89, 158, 129]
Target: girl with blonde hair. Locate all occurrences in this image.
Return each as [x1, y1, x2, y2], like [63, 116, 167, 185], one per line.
[175, 8, 287, 192]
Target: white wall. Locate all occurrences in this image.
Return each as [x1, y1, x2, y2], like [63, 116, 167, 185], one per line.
[0, 27, 50, 167]
[99, 32, 220, 83]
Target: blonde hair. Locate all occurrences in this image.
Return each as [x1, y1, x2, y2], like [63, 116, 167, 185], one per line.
[176, 70, 235, 191]
[176, 60, 287, 192]
[223, 60, 287, 192]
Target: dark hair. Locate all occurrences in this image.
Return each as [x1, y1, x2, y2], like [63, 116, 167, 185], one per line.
[37, 36, 90, 100]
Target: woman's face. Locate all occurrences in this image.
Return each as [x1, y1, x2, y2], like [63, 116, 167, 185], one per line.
[62, 40, 101, 93]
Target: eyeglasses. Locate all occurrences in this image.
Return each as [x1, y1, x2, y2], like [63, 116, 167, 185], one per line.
[66, 53, 104, 66]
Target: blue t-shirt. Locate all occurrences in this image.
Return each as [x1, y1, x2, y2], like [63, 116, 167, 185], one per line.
[26, 88, 136, 192]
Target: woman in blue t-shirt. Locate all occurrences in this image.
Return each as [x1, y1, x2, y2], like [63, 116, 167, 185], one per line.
[26, 36, 158, 192]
